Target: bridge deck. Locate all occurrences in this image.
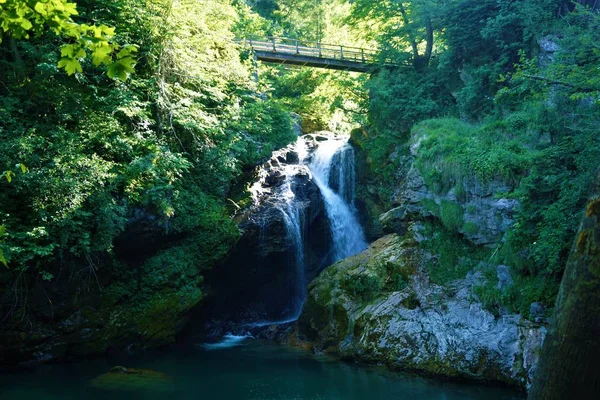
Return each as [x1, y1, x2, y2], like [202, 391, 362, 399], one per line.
[240, 37, 379, 72]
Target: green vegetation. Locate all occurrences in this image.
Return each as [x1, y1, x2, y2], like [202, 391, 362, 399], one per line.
[0, 0, 137, 78]
[1, 0, 599, 359]
[421, 222, 491, 285]
[355, 0, 600, 314]
[0, 0, 295, 333]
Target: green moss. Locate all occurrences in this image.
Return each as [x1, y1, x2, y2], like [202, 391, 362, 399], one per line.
[421, 221, 491, 285]
[440, 201, 464, 232]
[462, 222, 479, 235]
[473, 265, 558, 318]
[400, 291, 420, 309]
[455, 181, 467, 202]
[420, 198, 440, 216]
[342, 271, 383, 302]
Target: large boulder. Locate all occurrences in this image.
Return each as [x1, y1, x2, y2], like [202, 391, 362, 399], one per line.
[298, 231, 545, 389]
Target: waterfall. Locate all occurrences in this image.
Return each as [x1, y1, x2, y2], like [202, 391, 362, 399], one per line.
[309, 137, 367, 262]
[210, 133, 368, 331]
[277, 170, 306, 320]
[329, 143, 357, 206]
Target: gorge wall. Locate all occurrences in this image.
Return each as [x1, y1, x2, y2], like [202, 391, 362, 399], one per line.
[294, 126, 549, 390]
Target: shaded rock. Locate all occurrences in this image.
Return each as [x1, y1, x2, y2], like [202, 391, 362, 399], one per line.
[529, 302, 547, 324]
[91, 367, 173, 392]
[391, 146, 519, 246]
[379, 206, 409, 234]
[496, 265, 513, 290]
[538, 35, 559, 67]
[290, 112, 302, 136]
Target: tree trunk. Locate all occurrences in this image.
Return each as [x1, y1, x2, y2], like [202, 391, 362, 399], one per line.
[528, 171, 600, 399]
[423, 16, 433, 64]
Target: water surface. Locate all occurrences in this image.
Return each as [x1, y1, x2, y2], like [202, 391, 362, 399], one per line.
[0, 339, 523, 400]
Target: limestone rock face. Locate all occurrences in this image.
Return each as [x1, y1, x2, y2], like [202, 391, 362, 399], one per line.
[299, 232, 546, 389]
[382, 132, 519, 246]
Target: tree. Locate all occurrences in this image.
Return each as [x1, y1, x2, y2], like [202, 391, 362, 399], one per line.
[348, 0, 438, 69]
[0, 0, 136, 79]
[528, 171, 600, 399]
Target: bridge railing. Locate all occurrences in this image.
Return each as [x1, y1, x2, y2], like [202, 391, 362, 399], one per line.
[239, 36, 379, 64]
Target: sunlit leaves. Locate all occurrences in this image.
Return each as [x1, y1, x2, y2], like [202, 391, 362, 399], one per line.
[107, 44, 137, 81]
[0, 0, 136, 79]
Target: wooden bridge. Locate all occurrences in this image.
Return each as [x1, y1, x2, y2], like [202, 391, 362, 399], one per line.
[239, 37, 380, 72]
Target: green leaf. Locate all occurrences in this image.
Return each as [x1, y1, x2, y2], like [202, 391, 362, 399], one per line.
[20, 18, 32, 30]
[34, 2, 47, 16]
[107, 57, 135, 81]
[17, 163, 28, 173]
[0, 249, 7, 268]
[91, 43, 113, 66]
[58, 57, 83, 75]
[0, 225, 5, 237]
[3, 170, 14, 183]
[116, 45, 138, 59]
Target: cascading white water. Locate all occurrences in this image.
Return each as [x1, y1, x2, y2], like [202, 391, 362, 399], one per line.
[335, 144, 357, 206]
[235, 134, 367, 328]
[277, 170, 306, 319]
[309, 137, 368, 262]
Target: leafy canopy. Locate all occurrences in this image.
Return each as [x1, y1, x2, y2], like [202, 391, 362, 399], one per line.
[0, 0, 136, 79]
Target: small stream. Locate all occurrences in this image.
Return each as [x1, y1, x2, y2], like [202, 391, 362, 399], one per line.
[0, 340, 524, 400]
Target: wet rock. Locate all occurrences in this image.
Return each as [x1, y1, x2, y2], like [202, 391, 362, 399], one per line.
[91, 367, 173, 392]
[286, 151, 299, 164]
[201, 135, 336, 324]
[263, 170, 285, 187]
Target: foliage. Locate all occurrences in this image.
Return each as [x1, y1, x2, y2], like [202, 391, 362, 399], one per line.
[0, 0, 295, 325]
[421, 222, 491, 285]
[412, 118, 535, 193]
[359, 1, 600, 314]
[0, 0, 137, 78]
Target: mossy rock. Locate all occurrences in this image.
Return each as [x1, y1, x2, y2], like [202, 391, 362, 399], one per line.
[91, 366, 174, 392]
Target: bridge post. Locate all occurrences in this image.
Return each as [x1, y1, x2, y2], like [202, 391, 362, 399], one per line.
[340, 45, 344, 60]
[361, 49, 365, 62]
[296, 39, 299, 54]
[272, 37, 276, 52]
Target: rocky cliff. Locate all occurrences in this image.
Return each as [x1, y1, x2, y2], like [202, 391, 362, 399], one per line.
[299, 231, 545, 388]
[297, 125, 548, 390]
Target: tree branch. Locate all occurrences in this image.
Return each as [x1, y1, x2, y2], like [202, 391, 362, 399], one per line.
[521, 74, 599, 92]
